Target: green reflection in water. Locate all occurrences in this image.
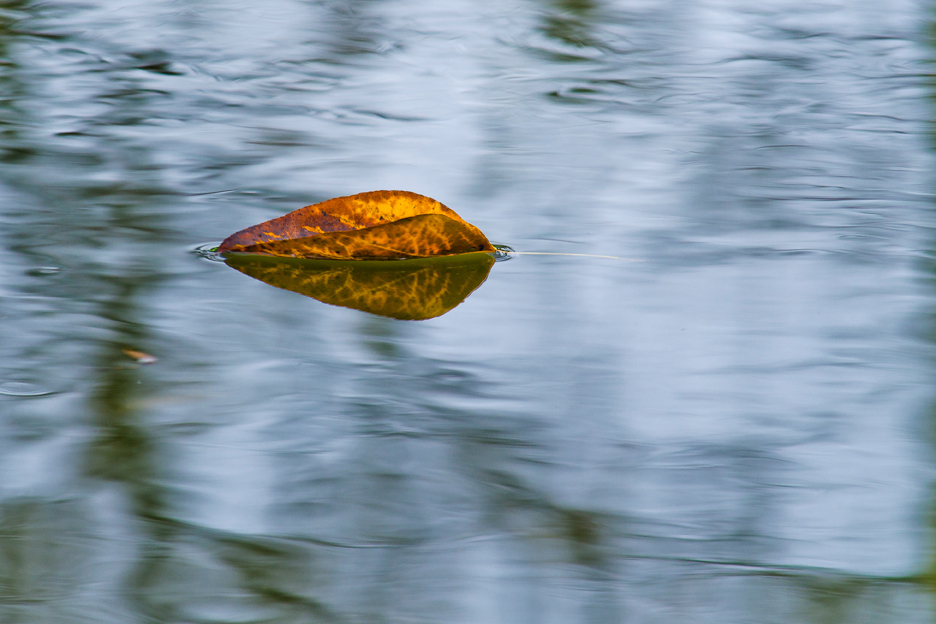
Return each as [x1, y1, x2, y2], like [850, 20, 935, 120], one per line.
[540, 0, 599, 51]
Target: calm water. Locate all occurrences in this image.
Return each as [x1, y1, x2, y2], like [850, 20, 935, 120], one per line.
[1, 0, 935, 622]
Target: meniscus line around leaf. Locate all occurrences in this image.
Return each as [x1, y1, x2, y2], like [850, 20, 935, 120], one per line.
[505, 251, 644, 262]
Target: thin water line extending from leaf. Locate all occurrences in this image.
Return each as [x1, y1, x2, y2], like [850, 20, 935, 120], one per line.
[182, 187, 246, 196]
[506, 251, 644, 262]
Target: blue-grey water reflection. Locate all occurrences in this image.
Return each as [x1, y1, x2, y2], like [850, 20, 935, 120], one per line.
[1, 0, 935, 622]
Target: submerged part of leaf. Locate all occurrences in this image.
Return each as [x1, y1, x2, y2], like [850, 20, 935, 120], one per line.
[218, 190, 492, 257]
[226, 213, 494, 260]
[225, 252, 495, 320]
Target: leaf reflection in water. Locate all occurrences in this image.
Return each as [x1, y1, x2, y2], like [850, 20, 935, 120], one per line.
[224, 252, 495, 320]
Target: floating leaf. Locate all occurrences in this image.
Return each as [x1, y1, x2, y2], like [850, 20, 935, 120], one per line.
[225, 253, 495, 320]
[219, 190, 494, 260]
[122, 348, 157, 364]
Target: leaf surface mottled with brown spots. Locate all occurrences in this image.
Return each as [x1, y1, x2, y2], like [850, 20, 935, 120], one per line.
[219, 190, 493, 259]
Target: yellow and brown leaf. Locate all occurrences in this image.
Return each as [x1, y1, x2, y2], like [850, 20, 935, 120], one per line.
[219, 190, 494, 260]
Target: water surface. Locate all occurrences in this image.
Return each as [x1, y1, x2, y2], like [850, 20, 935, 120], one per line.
[1, 0, 935, 622]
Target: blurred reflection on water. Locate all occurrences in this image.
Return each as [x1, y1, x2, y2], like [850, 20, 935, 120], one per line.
[224, 253, 496, 320]
[0, 0, 934, 622]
